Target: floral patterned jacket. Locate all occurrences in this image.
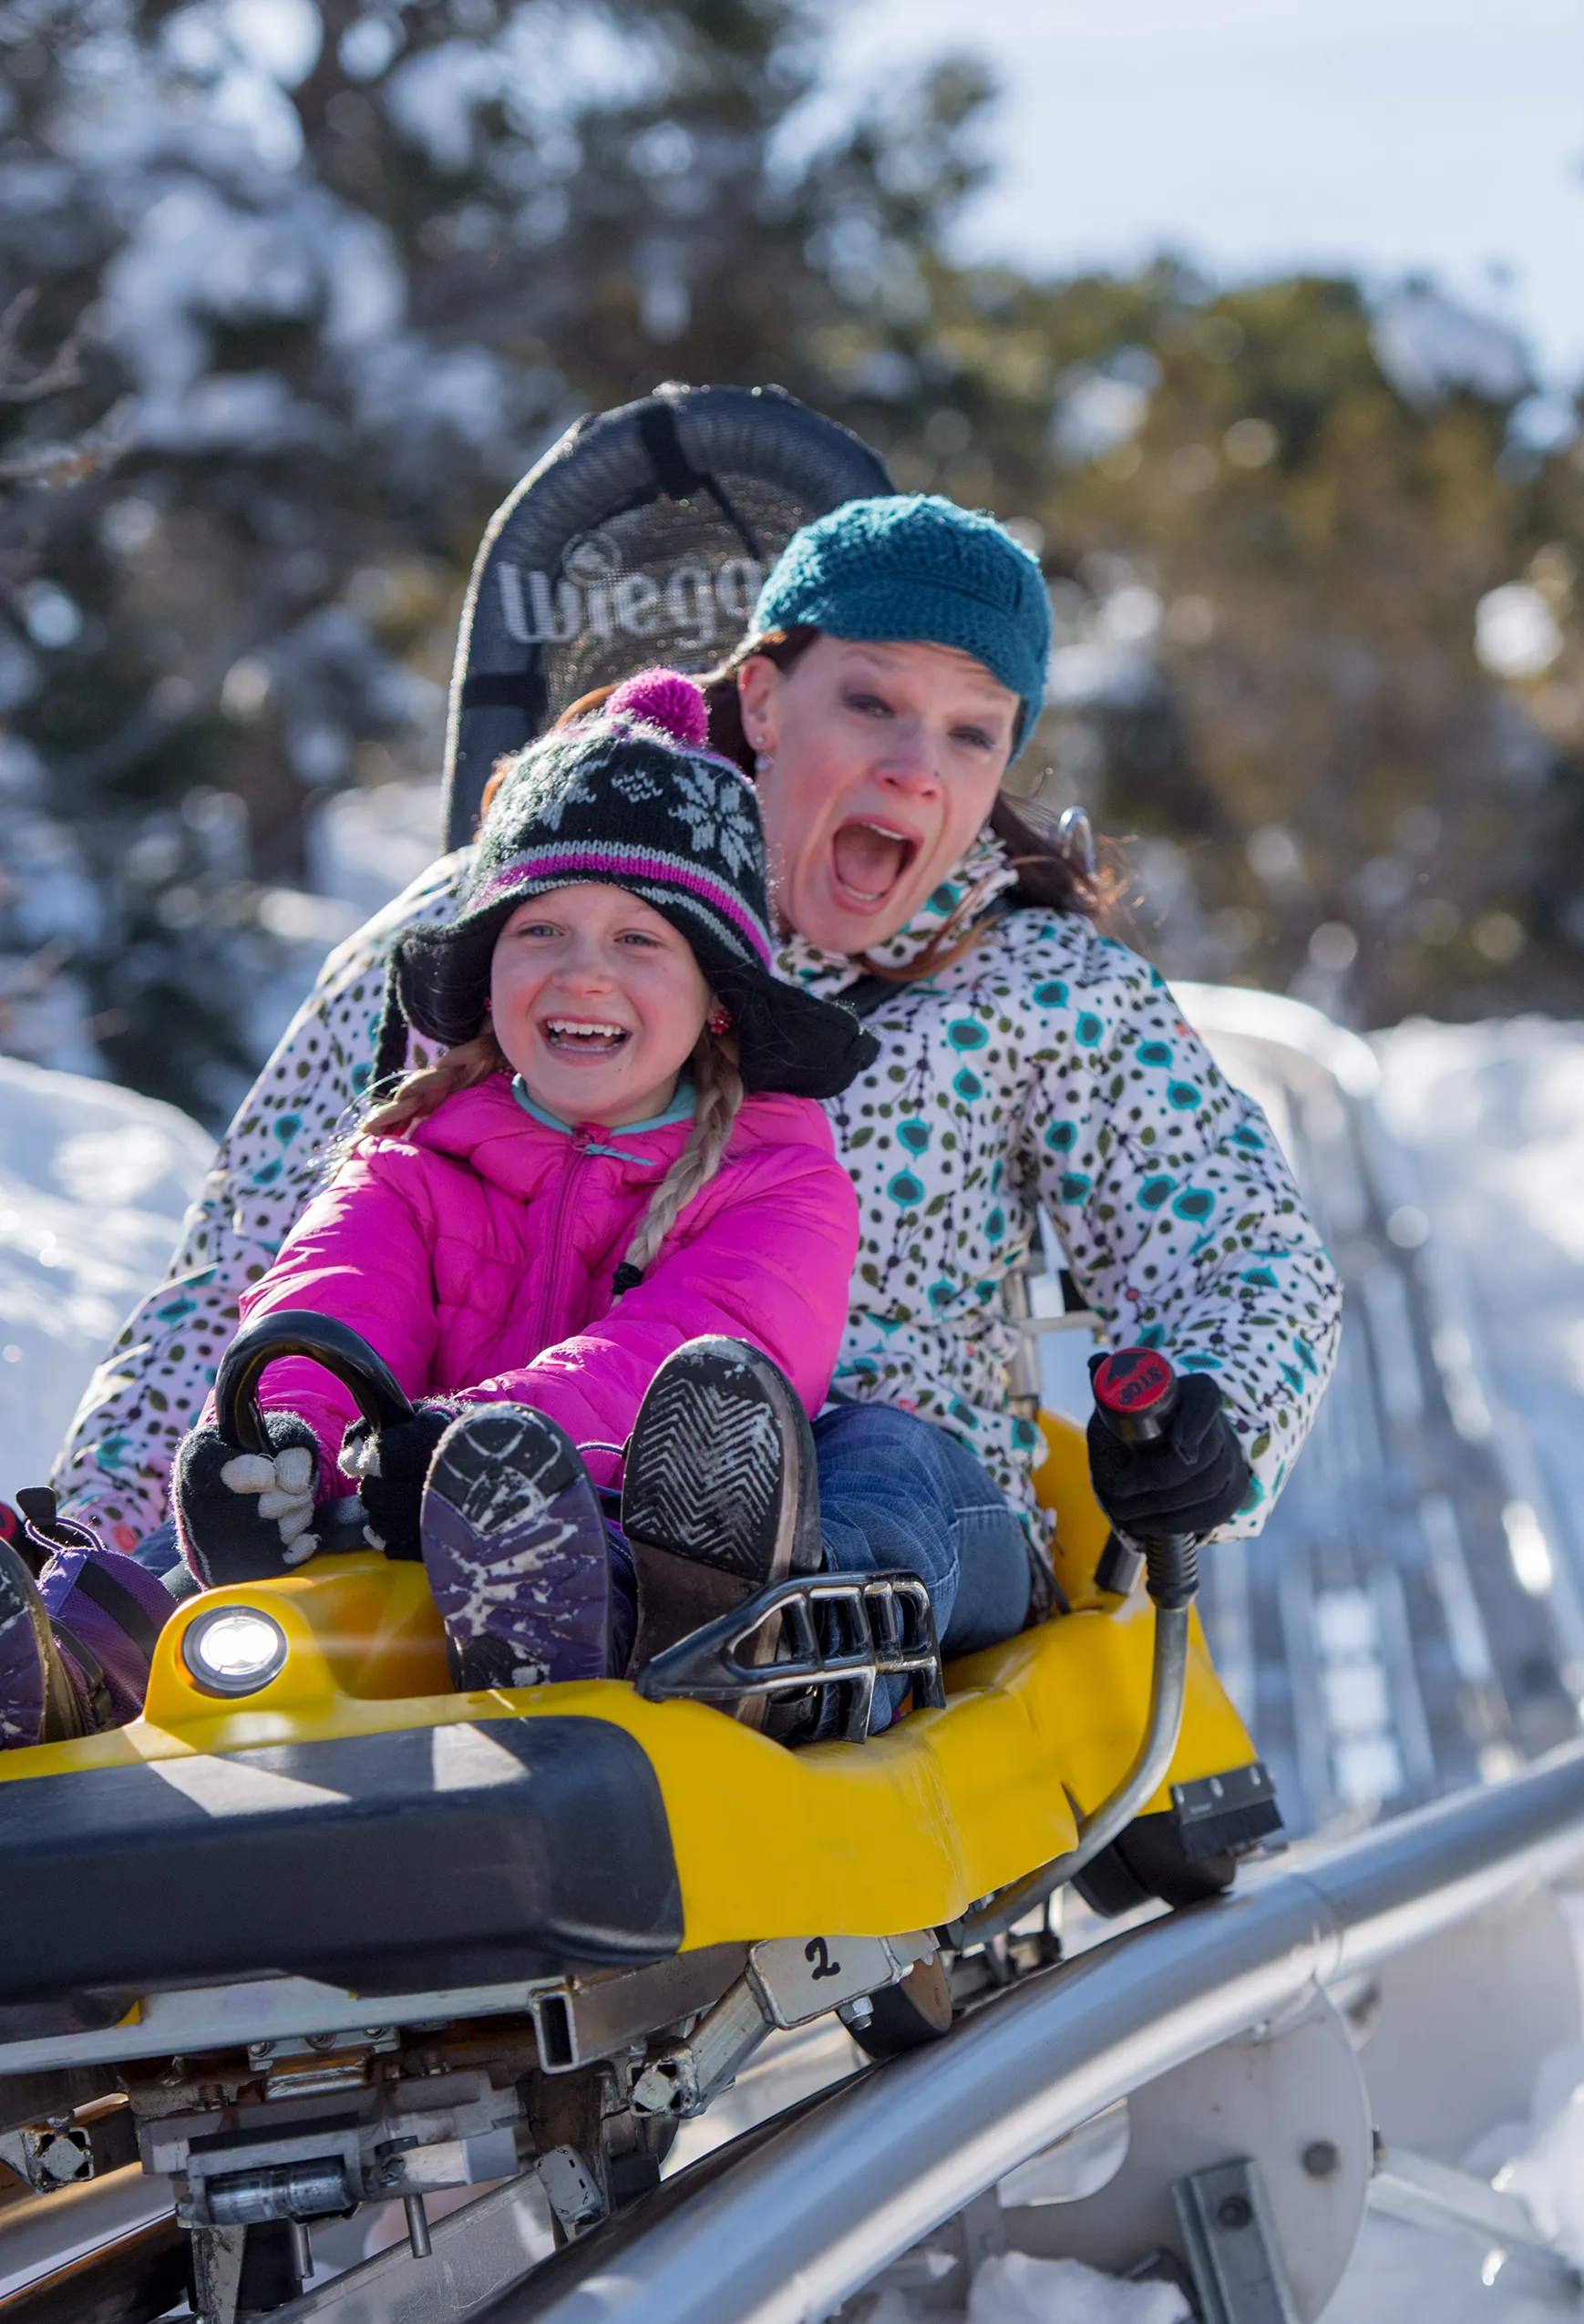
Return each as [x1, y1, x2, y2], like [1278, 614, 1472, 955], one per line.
[52, 828, 1340, 1558]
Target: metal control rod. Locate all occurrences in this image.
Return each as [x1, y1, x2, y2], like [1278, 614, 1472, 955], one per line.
[961, 1603, 1191, 1944]
[963, 1346, 1203, 1942]
[488, 1737, 1584, 2324]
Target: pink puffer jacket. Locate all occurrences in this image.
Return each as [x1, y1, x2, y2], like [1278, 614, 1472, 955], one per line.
[238, 1075, 859, 1497]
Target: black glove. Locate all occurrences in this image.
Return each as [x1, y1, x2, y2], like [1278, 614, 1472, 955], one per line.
[340, 1401, 461, 1559]
[1085, 1365, 1250, 1538]
[174, 1413, 320, 1586]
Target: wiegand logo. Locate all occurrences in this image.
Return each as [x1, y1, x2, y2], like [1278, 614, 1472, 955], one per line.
[498, 530, 766, 652]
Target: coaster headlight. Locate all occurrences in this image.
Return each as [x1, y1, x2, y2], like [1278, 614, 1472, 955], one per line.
[181, 1607, 289, 1698]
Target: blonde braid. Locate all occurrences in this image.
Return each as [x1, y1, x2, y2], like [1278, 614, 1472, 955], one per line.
[361, 1026, 509, 1137]
[618, 1026, 744, 1284]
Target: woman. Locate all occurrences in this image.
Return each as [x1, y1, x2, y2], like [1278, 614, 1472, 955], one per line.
[49, 494, 1340, 1716]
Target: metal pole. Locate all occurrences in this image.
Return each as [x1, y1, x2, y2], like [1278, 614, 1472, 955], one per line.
[963, 1605, 1191, 1941]
[0, 2164, 175, 2301]
[487, 1738, 1584, 2324]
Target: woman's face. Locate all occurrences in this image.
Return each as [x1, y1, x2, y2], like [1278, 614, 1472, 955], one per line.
[737, 636, 1020, 956]
[489, 884, 710, 1126]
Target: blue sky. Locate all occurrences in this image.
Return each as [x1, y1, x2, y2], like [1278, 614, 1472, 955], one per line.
[830, 0, 1584, 388]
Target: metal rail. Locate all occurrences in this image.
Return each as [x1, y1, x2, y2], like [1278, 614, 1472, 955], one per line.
[0, 2164, 175, 2303]
[487, 1737, 1584, 2324]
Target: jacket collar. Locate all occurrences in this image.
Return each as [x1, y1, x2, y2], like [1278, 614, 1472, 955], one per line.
[404, 1074, 693, 1193]
[776, 823, 1017, 997]
[509, 1074, 695, 1162]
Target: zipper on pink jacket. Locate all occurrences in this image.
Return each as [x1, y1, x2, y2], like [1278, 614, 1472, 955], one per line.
[528, 1129, 622, 1353]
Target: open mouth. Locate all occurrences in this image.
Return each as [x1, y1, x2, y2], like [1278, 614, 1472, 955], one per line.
[831, 821, 919, 909]
[542, 1018, 630, 1058]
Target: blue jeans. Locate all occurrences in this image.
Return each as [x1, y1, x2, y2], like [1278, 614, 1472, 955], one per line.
[132, 1517, 181, 1573]
[814, 1404, 1032, 1708]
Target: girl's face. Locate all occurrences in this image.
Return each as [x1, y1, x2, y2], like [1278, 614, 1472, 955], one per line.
[489, 885, 710, 1126]
[736, 635, 1020, 956]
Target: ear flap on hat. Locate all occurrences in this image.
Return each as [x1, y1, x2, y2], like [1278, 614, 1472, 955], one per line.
[705, 961, 880, 1100]
[371, 954, 411, 1092]
[391, 913, 505, 1053]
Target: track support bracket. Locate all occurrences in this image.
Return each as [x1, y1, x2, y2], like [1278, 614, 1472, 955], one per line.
[1368, 2134, 1583, 2294]
[1174, 2156, 1301, 2324]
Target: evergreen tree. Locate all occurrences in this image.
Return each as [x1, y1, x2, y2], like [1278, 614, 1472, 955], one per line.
[0, 0, 986, 1116]
[815, 252, 1583, 1027]
[3, 0, 1578, 1100]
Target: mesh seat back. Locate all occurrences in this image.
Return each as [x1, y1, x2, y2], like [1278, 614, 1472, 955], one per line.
[442, 384, 893, 846]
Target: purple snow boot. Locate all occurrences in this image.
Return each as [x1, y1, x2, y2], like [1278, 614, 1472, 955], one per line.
[419, 1404, 612, 1692]
[36, 1539, 174, 1726]
[0, 1491, 176, 1743]
[0, 1540, 85, 1747]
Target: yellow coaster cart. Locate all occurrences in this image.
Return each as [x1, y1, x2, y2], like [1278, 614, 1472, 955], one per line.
[0, 1317, 1277, 2318]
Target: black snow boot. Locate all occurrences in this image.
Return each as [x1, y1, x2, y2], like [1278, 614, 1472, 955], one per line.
[620, 1337, 822, 1717]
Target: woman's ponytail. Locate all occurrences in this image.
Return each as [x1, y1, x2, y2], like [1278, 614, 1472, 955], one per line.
[616, 1026, 744, 1287]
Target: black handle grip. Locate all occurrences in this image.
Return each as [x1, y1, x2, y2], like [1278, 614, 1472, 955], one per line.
[1091, 1349, 1200, 1609]
[1145, 1532, 1198, 1609]
[215, 1311, 415, 1457]
[1093, 1530, 1198, 1608]
[1094, 1532, 1144, 1598]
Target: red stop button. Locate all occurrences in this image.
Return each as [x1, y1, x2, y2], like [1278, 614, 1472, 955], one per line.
[1093, 1345, 1176, 1418]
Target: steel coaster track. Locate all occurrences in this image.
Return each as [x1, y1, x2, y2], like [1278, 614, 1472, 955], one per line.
[1170, 985, 1584, 1832]
[478, 1737, 1584, 2324]
[17, 1740, 1583, 2321]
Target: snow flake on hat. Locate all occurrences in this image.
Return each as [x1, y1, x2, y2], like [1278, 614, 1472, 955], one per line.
[512, 761, 596, 837]
[669, 763, 759, 875]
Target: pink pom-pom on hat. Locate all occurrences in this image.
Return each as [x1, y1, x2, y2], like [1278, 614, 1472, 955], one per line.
[606, 666, 710, 750]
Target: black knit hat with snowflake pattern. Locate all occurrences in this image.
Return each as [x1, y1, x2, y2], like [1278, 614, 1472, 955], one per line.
[388, 668, 878, 1100]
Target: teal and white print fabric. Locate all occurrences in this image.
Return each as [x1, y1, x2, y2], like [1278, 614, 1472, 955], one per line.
[52, 828, 1339, 1556]
[783, 832, 1339, 1545]
[50, 854, 465, 1548]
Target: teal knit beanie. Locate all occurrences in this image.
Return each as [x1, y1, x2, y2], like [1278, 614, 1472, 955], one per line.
[752, 494, 1050, 756]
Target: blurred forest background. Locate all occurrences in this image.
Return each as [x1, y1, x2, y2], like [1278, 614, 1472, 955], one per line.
[2, 0, 1582, 1124]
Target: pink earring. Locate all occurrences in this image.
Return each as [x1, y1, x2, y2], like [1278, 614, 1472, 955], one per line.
[708, 1006, 732, 1036]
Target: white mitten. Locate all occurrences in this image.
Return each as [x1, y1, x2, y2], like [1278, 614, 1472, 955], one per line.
[218, 1445, 319, 1564]
[175, 1414, 324, 1586]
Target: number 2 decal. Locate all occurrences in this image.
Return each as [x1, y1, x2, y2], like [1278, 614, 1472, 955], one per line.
[805, 1936, 842, 1980]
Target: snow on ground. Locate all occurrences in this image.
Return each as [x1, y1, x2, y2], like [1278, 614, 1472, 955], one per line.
[1317, 2213, 1564, 2323]
[1373, 1017, 1584, 1660]
[0, 778, 436, 1518]
[866, 2254, 1189, 2323]
[306, 776, 445, 920]
[0, 1054, 212, 1512]
[1324, 2032, 1584, 2322]
[963, 2260, 1187, 2324]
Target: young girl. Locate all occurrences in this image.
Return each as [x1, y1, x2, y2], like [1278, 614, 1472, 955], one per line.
[1, 672, 869, 1734]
